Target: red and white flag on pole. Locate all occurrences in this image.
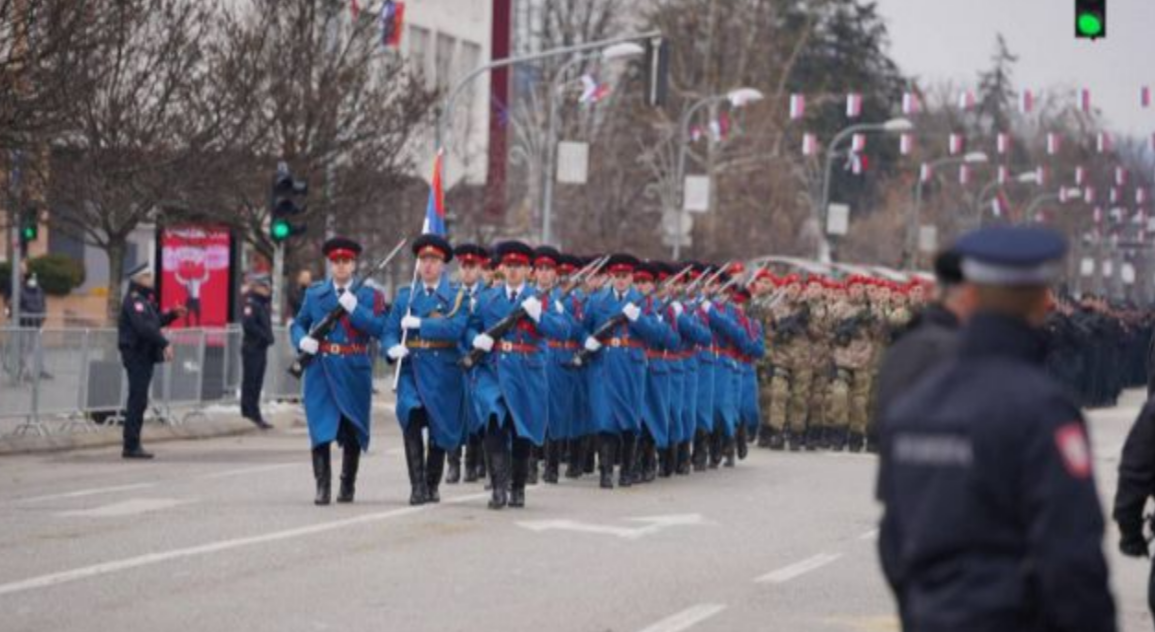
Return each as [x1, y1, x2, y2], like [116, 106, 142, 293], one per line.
[902, 92, 920, 115]
[899, 133, 913, 155]
[789, 94, 806, 121]
[1138, 188, 1148, 205]
[997, 165, 1009, 185]
[350, 0, 361, 18]
[991, 191, 1009, 218]
[1079, 88, 1092, 113]
[1142, 86, 1152, 108]
[1075, 165, 1086, 186]
[1059, 187, 1071, 203]
[801, 133, 818, 156]
[959, 164, 971, 185]
[846, 93, 863, 118]
[919, 163, 933, 183]
[957, 90, 976, 111]
[1110, 188, 1120, 204]
[851, 133, 866, 152]
[948, 133, 964, 155]
[1046, 133, 1061, 155]
[996, 132, 1010, 155]
[847, 153, 868, 175]
[1019, 89, 1034, 114]
[578, 74, 611, 105]
[1097, 132, 1112, 153]
[1036, 166, 1048, 186]
[1115, 167, 1128, 186]
[1093, 206, 1103, 224]
[1085, 187, 1096, 203]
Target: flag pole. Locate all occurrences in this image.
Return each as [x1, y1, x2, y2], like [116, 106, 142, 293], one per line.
[392, 149, 442, 392]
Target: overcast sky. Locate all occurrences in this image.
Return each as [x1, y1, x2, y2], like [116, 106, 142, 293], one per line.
[873, 0, 1155, 137]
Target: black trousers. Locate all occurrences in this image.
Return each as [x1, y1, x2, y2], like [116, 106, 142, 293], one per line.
[122, 353, 155, 451]
[240, 347, 268, 420]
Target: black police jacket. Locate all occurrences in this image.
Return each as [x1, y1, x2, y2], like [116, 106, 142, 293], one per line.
[1114, 398, 1155, 547]
[118, 283, 178, 362]
[873, 303, 960, 426]
[241, 292, 274, 351]
[877, 313, 1116, 632]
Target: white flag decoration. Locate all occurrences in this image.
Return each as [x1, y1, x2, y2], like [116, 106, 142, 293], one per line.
[1075, 165, 1086, 186]
[1097, 132, 1112, 153]
[1079, 88, 1092, 113]
[1138, 188, 1148, 205]
[851, 133, 866, 152]
[919, 163, 933, 183]
[899, 133, 913, 155]
[789, 94, 806, 121]
[801, 133, 817, 156]
[1059, 187, 1070, 203]
[958, 164, 971, 185]
[1085, 186, 1096, 203]
[996, 133, 1010, 155]
[902, 92, 920, 115]
[1110, 188, 1119, 204]
[846, 93, 863, 118]
[948, 133, 963, 155]
[1115, 167, 1127, 186]
[1046, 133, 1061, 155]
[957, 90, 976, 110]
[997, 165, 1009, 184]
[1019, 90, 1034, 114]
[1093, 207, 1103, 224]
[1035, 167, 1048, 186]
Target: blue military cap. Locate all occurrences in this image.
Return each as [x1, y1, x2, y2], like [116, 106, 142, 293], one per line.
[953, 226, 1067, 286]
[124, 261, 151, 280]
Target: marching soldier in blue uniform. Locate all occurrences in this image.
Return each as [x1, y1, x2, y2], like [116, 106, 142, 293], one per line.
[634, 261, 680, 482]
[670, 263, 712, 475]
[446, 243, 489, 484]
[728, 285, 765, 461]
[690, 264, 719, 471]
[580, 253, 667, 489]
[117, 263, 185, 459]
[467, 241, 571, 509]
[240, 273, 274, 430]
[290, 238, 387, 505]
[877, 226, 1115, 631]
[534, 246, 584, 484]
[555, 254, 591, 479]
[383, 235, 468, 505]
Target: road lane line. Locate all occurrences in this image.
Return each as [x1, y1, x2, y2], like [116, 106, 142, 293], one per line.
[755, 552, 843, 584]
[636, 604, 727, 632]
[200, 464, 297, 479]
[14, 483, 157, 504]
[0, 492, 489, 598]
[57, 498, 189, 518]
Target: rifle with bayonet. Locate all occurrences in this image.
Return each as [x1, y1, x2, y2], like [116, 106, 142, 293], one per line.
[288, 238, 408, 378]
[458, 255, 610, 369]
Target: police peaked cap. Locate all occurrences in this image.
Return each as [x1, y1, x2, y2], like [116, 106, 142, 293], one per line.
[493, 240, 535, 266]
[412, 234, 453, 262]
[453, 243, 488, 265]
[954, 226, 1067, 286]
[323, 237, 362, 261]
[605, 253, 640, 275]
[124, 261, 152, 280]
[533, 246, 563, 268]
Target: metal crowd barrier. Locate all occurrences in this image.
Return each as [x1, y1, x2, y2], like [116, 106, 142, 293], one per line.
[0, 325, 313, 437]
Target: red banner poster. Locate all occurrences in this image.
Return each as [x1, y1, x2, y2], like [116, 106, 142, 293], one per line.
[159, 225, 232, 329]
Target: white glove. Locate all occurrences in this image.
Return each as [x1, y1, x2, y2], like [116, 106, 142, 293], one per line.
[671, 301, 685, 318]
[622, 302, 641, 322]
[702, 300, 713, 314]
[584, 336, 602, 352]
[338, 291, 358, 313]
[521, 296, 543, 323]
[554, 300, 565, 314]
[401, 315, 422, 330]
[472, 333, 495, 352]
[299, 336, 320, 355]
[386, 344, 409, 360]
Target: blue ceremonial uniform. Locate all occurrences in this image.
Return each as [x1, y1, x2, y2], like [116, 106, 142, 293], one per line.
[673, 307, 711, 449]
[707, 303, 748, 439]
[290, 281, 386, 450]
[640, 296, 680, 449]
[691, 306, 717, 436]
[737, 312, 765, 435]
[541, 287, 585, 441]
[382, 278, 468, 450]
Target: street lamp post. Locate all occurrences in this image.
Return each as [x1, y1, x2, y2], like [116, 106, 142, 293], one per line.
[1024, 187, 1084, 222]
[974, 170, 1040, 227]
[671, 87, 764, 259]
[541, 42, 643, 246]
[904, 151, 988, 270]
[816, 118, 913, 262]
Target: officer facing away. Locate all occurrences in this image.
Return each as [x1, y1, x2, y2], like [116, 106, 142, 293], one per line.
[877, 226, 1116, 631]
[1114, 393, 1155, 619]
[240, 273, 275, 429]
[117, 262, 186, 459]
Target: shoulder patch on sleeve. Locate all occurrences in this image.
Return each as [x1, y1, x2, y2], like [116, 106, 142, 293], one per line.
[134, 302, 145, 313]
[1054, 422, 1092, 479]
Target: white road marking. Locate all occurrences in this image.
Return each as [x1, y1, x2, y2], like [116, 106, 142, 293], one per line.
[636, 604, 727, 632]
[200, 464, 297, 479]
[755, 552, 843, 584]
[57, 498, 189, 518]
[518, 514, 709, 540]
[13, 483, 157, 505]
[859, 529, 879, 541]
[0, 492, 493, 598]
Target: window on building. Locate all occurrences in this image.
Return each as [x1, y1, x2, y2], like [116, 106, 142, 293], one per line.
[435, 33, 456, 91]
[408, 25, 432, 88]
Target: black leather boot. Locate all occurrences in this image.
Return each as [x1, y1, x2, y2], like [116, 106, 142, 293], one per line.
[509, 454, 528, 508]
[426, 446, 446, 503]
[641, 438, 657, 483]
[584, 435, 597, 474]
[543, 440, 560, 484]
[464, 439, 481, 483]
[526, 446, 540, 486]
[485, 431, 509, 510]
[723, 436, 737, 468]
[564, 438, 584, 479]
[708, 428, 723, 469]
[658, 446, 674, 478]
[312, 445, 331, 506]
[676, 441, 692, 475]
[403, 425, 428, 506]
[619, 433, 637, 488]
[736, 425, 749, 460]
[691, 430, 708, 472]
[446, 447, 462, 484]
[598, 434, 616, 489]
[336, 441, 360, 503]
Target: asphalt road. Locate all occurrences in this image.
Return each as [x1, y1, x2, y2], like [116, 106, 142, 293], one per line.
[1, 390, 1152, 632]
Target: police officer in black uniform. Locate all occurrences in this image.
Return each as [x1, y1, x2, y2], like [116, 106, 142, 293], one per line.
[240, 273, 274, 429]
[877, 226, 1116, 631]
[1114, 397, 1155, 619]
[118, 262, 185, 459]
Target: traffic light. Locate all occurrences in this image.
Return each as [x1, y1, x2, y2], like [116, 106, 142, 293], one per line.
[19, 207, 38, 246]
[643, 36, 670, 108]
[1075, 0, 1106, 39]
[269, 167, 307, 244]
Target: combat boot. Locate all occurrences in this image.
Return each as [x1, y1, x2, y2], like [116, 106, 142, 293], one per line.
[736, 425, 749, 460]
[768, 428, 786, 451]
[564, 439, 584, 479]
[426, 446, 446, 504]
[619, 433, 637, 487]
[403, 425, 428, 506]
[757, 425, 773, 448]
[708, 429, 724, 468]
[691, 431, 709, 472]
[598, 435, 616, 489]
[829, 427, 848, 452]
[817, 425, 832, 450]
[312, 445, 331, 506]
[805, 426, 823, 451]
[723, 436, 737, 468]
[658, 446, 675, 478]
[446, 447, 462, 484]
[509, 455, 528, 508]
[527, 447, 540, 486]
[787, 428, 804, 452]
[463, 440, 480, 483]
[584, 435, 597, 474]
[543, 440, 560, 484]
[849, 431, 865, 453]
[336, 441, 360, 503]
[485, 432, 510, 510]
[675, 441, 692, 475]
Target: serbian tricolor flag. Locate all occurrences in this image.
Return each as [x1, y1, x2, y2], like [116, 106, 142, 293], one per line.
[789, 94, 806, 121]
[919, 162, 933, 183]
[899, 133, 913, 156]
[901, 92, 920, 115]
[1143, 86, 1152, 108]
[1115, 166, 1128, 186]
[997, 165, 1009, 185]
[801, 133, 817, 156]
[1046, 133, 1061, 155]
[1096, 132, 1112, 153]
[423, 150, 447, 236]
[380, 1, 405, 48]
[846, 93, 863, 118]
[957, 90, 976, 111]
[996, 132, 1011, 155]
[1075, 165, 1086, 186]
[1019, 89, 1034, 114]
[958, 164, 971, 185]
[948, 133, 964, 155]
[1079, 88, 1092, 113]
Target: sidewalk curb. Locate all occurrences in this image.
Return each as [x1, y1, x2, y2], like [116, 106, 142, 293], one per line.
[0, 416, 261, 457]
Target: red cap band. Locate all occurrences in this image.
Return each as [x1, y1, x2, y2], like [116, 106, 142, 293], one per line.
[327, 248, 357, 261]
[417, 245, 447, 260]
[534, 256, 558, 269]
[502, 253, 531, 266]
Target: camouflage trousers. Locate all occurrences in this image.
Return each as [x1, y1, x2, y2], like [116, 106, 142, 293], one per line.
[825, 366, 873, 434]
[759, 364, 808, 434]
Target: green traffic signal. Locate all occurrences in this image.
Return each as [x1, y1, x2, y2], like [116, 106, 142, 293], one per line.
[271, 219, 291, 241]
[1077, 12, 1103, 37]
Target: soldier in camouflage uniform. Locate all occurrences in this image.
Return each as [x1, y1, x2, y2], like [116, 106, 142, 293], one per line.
[825, 277, 878, 452]
[803, 278, 837, 450]
[748, 270, 780, 449]
[764, 275, 809, 450]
